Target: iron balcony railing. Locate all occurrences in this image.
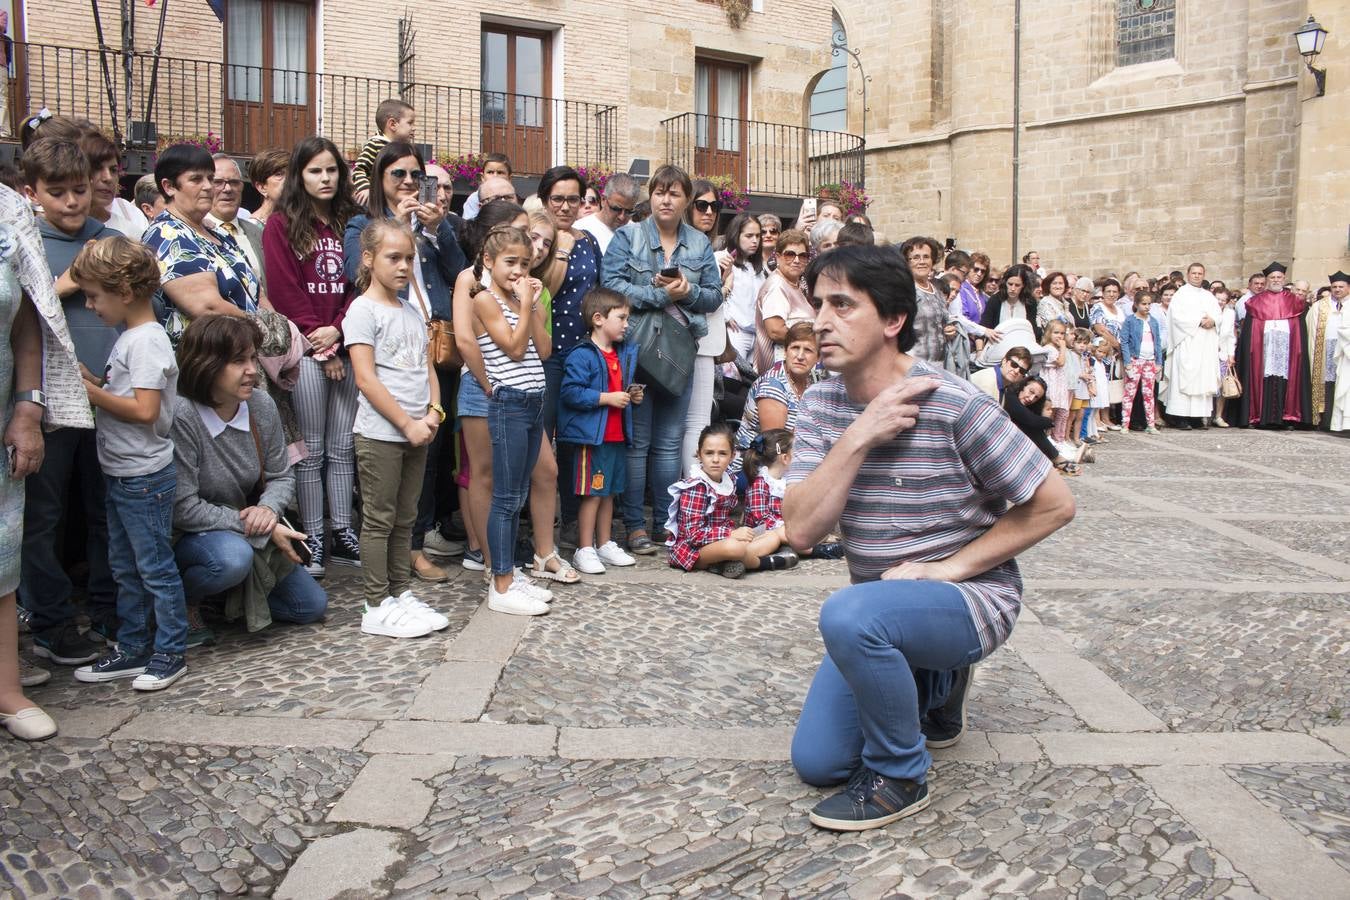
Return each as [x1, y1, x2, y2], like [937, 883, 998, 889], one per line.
[5, 42, 619, 172]
[662, 111, 864, 198]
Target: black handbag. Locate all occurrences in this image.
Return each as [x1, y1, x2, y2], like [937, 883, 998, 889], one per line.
[628, 307, 697, 396]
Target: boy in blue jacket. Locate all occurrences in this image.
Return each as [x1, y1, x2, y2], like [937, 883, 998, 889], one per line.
[559, 289, 644, 575]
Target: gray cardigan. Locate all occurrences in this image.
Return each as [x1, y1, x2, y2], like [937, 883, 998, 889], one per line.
[170, 390, 295, 544]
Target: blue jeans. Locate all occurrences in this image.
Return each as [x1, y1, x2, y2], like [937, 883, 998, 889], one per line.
[174, 530, 328, 624]
[622, 379, 694, 535]
[487, 387, 543, 576]
[791, 580, 986, 786]
[543, 349, 579, 526]
[19, 426, 116, 631]
[105, 463, 187, 657]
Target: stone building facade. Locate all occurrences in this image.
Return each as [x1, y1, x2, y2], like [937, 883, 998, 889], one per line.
[833, 0, 1343, 282]
[7, 0, 1345, 281]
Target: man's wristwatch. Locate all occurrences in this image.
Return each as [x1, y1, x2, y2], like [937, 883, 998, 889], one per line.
[14, 390, 47, 409]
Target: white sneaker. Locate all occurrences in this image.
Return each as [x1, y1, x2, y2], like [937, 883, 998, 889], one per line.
[571, 546, 606, 575]
[513, 569, 554, 603]
[395, 590, 450, 631]
[596, 541, 636, 567]
[362, 597, 434, 638]
[488, 580, 550, 616]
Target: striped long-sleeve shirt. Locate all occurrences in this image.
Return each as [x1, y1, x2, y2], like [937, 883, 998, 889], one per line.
[351, 134, 390, 197]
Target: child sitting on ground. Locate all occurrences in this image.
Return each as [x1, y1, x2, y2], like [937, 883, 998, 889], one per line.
[667, 423, 784, 579]
[559, 287, 642, 575]
[71, 237, 189, 691]
[740, 428, 799, 570]
[352, 99, 417, 205]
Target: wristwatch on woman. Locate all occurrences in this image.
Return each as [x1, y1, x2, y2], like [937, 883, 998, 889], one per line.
[430, 402, 446, 423]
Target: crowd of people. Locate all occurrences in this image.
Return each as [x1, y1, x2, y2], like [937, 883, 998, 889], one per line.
[0, 99, 1345, 776]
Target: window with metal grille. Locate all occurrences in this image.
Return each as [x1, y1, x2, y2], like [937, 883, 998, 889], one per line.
[1116, 0, 1176, 67]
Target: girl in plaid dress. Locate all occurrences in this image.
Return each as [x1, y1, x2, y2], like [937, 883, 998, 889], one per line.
[741, 428, 800, 571]
[666, 424, 796, 578]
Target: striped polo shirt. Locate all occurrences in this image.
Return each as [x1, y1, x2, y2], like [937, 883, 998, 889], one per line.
[786, 359, 1052, 653]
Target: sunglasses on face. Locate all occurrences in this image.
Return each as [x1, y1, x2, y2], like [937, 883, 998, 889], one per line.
[607, 203, 635, 217]
[779, 249, 810, 261]
[549, 194, 582, 206]
[389, 168, 424, 182]
[972, 266, 987, 274]
[692, 199, 723, 214]
[1007, 360, 1029, 375]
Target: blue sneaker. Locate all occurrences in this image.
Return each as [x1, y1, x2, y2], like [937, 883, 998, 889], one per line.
[132, 653, 187, 692]
[74, 648, 151, 683]
[461, 548, 486, 572]
[808, 767, 931, 832]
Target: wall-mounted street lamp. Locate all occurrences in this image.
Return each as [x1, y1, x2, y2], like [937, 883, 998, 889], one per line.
[1294, 16, 1329, 97]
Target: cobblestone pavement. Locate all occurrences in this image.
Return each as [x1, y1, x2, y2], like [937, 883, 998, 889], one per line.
[1, 428, 1347, 898]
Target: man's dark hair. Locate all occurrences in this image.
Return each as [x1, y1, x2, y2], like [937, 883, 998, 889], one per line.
[836, 221, 874, 247]
[944, 249, 972, 271]
[1248, 272, 1264, 286]
[805, 244, 917, 353]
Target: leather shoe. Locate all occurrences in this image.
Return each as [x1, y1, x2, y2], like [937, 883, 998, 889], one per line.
[2, 706, 57, 741]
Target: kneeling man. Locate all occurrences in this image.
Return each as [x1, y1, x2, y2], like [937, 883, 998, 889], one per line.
[784, 245, 1075, 831]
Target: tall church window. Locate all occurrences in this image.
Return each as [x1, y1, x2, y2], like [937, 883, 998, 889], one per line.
[1117, 0, 1175, 67]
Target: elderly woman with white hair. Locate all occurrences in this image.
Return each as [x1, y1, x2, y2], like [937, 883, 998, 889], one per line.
[809, 219, 843, 256]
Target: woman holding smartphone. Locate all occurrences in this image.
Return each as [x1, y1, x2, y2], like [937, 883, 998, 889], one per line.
[600, 164, 722, 555]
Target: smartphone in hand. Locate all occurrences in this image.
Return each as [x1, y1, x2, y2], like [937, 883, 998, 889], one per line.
[659, 266, 680, 279]
[418, 175, 439, 206]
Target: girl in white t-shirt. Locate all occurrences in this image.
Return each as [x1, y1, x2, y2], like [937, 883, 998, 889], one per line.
[345, 219, 450, 640]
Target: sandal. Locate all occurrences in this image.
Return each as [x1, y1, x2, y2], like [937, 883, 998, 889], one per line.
[1055, 461, 1081, 477]
[531, 551, 581, 584]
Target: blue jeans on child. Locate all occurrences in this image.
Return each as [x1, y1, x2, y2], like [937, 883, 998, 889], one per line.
[487, 387, 543, 577]
[622, 380, 694, 535]
[105, 462, 187, 657]
[791, 579, 988, 787]
[174, 530, 328, 623]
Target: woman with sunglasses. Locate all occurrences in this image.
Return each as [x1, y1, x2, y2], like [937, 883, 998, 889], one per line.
[752, 229, 814, 375]
[343, 142, 468, 580]
[681, 180, 730, 469]
[600, 164, 722, 556]
[579, 186, 601, 220]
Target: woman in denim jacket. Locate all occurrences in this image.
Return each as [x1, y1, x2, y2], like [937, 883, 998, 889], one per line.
[600, 164, 723, 555]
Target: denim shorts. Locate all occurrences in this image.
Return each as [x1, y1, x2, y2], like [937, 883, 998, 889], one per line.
[457, 373, 489, 418]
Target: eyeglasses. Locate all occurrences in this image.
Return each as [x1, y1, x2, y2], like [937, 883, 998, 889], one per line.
[607, 203, 635, 218]
[389, 168, 424, 182]
[211, 178, 244, 190]
[778, 249, 810, 262]
[549, 194, 582, 206]
[1007, 360, 1029, 375]
[972, 267, 987, 274]
[692, 199, 724, 214]
[906, 253, 932, 263]
[483, 193, 521, 206]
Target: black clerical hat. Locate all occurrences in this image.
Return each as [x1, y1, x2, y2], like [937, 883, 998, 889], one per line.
[1262, 261, 1287, 276]
[1330, 271, 1350, 284]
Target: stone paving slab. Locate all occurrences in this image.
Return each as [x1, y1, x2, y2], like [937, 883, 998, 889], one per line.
[1028, 588, 1349, 733]
[1227, 763, 1350, 876]
[1017, 516, 1330, 583]
[484, 581, 1083, 735]
[0, 741, 366, 898]
[1235, 518, 1350, 562]
[390, 756, 1256, 897]
[1105, 477, 1346, 517]
[29, 582, 479, 721]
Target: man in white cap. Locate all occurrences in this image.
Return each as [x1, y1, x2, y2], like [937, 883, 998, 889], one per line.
[1308, 271, 1348, 430]
[1164, 263, 1221, 429]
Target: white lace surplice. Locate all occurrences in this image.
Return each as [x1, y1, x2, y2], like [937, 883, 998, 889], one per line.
[1262, 319, 1291, 380]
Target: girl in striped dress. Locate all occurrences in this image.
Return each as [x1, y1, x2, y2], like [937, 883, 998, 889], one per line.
[469, 225, 555, 617]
